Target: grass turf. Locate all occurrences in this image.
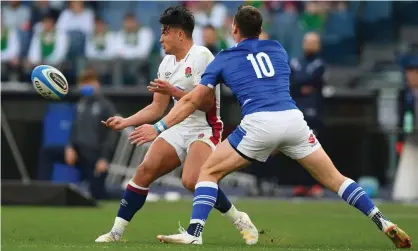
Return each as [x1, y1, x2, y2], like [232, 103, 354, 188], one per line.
[2, 199, 417, 251]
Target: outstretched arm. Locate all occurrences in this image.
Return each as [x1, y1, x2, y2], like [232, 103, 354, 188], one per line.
[163, 84, 211, 128]
[129, 84, 212, 145]
[102, 92, 170, 130]
[124, 92, 170, 126]
[148, 79, 214, 112]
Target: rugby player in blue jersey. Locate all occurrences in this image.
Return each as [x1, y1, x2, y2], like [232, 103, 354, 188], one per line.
[131, 6, 411, 248]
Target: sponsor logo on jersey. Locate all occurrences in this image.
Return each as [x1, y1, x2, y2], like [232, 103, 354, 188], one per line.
[185, 67, 192, 78]
[165, 72, 171, 79]
[198, 133, 204, 139]
[48, 72, 67, 90]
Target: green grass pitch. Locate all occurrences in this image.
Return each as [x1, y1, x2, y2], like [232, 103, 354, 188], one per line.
[2, 200, 417, 251]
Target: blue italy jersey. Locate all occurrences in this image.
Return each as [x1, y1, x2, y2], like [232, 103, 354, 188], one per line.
[200, 38, 297, 116]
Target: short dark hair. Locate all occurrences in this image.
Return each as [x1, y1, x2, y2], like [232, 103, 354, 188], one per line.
[43, 10, 58, 22]
[124, 12, 136, 20]
[234, 5, 263, 38]
[80, 68, 98, 83]
[159, 6, 194, 38]
[203, 24, 216, 31]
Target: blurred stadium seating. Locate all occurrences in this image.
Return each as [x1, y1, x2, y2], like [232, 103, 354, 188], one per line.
[1, 1, 417, 85]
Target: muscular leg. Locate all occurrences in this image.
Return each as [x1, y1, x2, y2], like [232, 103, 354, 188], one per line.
[297, 147, 346, 193]
[297, 147, 411, 248]
[132, 138, 181, 187]
[157, 140, 257, 244]
[197, 140, 250, 183]
[96, 138, 180, 242]
[183, 141, 238, 220]
[181, 141, 210, 191]
[180, 141, 250, 237]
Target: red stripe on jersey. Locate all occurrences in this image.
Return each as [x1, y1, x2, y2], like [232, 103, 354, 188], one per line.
[206, 97, 223, 146]
[127, 184, 149, 195]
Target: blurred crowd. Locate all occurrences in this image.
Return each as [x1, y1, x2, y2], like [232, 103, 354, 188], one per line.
[1, 0, 418, 86]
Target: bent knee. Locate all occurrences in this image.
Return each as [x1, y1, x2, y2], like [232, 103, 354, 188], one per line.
[198, 165, 225, 182]
[182, 177, 197, 192]
[134, 161, 160, 187]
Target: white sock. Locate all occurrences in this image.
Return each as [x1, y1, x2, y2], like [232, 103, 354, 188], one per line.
[111, 217, 129, 237]
[223, 204, 241, 223]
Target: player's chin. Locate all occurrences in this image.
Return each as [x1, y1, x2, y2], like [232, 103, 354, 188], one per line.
[162, 46, 171, 55]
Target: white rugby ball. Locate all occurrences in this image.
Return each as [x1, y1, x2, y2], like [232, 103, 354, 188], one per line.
[31, 65, 68, 100]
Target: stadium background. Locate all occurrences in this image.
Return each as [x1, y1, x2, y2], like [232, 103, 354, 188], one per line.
[1, 1, 418, 250]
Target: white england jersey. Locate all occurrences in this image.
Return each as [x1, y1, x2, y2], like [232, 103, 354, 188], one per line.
[157, 45, 223, 144]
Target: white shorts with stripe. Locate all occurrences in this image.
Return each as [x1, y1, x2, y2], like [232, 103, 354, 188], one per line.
[158, 124, 221, 163]
[227, 109, 321, 162]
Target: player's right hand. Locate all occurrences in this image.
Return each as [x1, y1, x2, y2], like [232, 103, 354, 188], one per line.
[101, 116, 127, 131]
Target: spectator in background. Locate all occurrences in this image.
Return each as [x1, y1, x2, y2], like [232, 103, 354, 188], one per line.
[26, 13, 68, 69]
[203, 25, 220, 55]
[1, 19, 21, 81]
[56, 0, 94, 36]
[30, 1, 60, 31]
[299, 1, 328, 32]
[86, 17, 114, 60]
[37, 69, 117, 199]
[2, 0, 31, 30]
[113, 13, 154, 85]
[113, 13, 154, 60]
[219, 16, 236, 49]
[191, 1, 228, 29]
[393, 58, 418, 201]
[290, 32, 326, 197]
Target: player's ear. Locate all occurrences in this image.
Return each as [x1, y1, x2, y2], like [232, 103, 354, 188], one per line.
[178, 30, 185, 41]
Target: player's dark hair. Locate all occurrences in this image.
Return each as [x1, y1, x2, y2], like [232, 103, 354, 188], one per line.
[234, 5, 263, 38]
[159, 6, 194, 38]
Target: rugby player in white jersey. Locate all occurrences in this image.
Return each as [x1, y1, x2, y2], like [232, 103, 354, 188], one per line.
[95, 6, 258, 245]
[132, 5, 411, 248]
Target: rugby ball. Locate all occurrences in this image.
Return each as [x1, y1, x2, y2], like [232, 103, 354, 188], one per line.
[31, 65, 68, 100]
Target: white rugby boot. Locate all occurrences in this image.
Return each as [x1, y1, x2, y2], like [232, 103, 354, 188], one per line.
[232, 212, 259, 245]
[95, 217, 128, 243]
[95, 231, 122, 243]
[157, 224, 202, 245]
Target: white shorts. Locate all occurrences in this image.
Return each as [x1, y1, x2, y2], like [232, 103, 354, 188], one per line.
[158, 125, 220, 163]
[227, 109, 321, 162]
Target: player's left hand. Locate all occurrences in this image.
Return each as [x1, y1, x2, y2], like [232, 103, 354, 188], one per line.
[147, 79, 175, 95]
[95, 159, 109, 174]
[128, 124, 158, 146]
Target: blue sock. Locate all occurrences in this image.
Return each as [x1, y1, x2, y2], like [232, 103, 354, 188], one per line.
[187, 181, 218, 237]
[117, 180, 149, 222]
[338, 179, 388, 230]
[213, 188, 232, 213]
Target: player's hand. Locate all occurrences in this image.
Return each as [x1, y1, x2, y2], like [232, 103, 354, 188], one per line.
[95, 159, 109, 174]
[65, 146, 78, 166]
[128, 124, 158, 146]
[147, 79, 175, 95]
[101, 116, 128, 131]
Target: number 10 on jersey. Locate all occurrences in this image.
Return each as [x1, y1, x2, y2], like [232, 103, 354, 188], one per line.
[247, 52, 275, 78]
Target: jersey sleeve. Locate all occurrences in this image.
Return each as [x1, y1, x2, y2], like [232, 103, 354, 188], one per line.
[192, 49, 214, 86]
[200, 53, 224, 89]
[157, 56, 168, 79]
